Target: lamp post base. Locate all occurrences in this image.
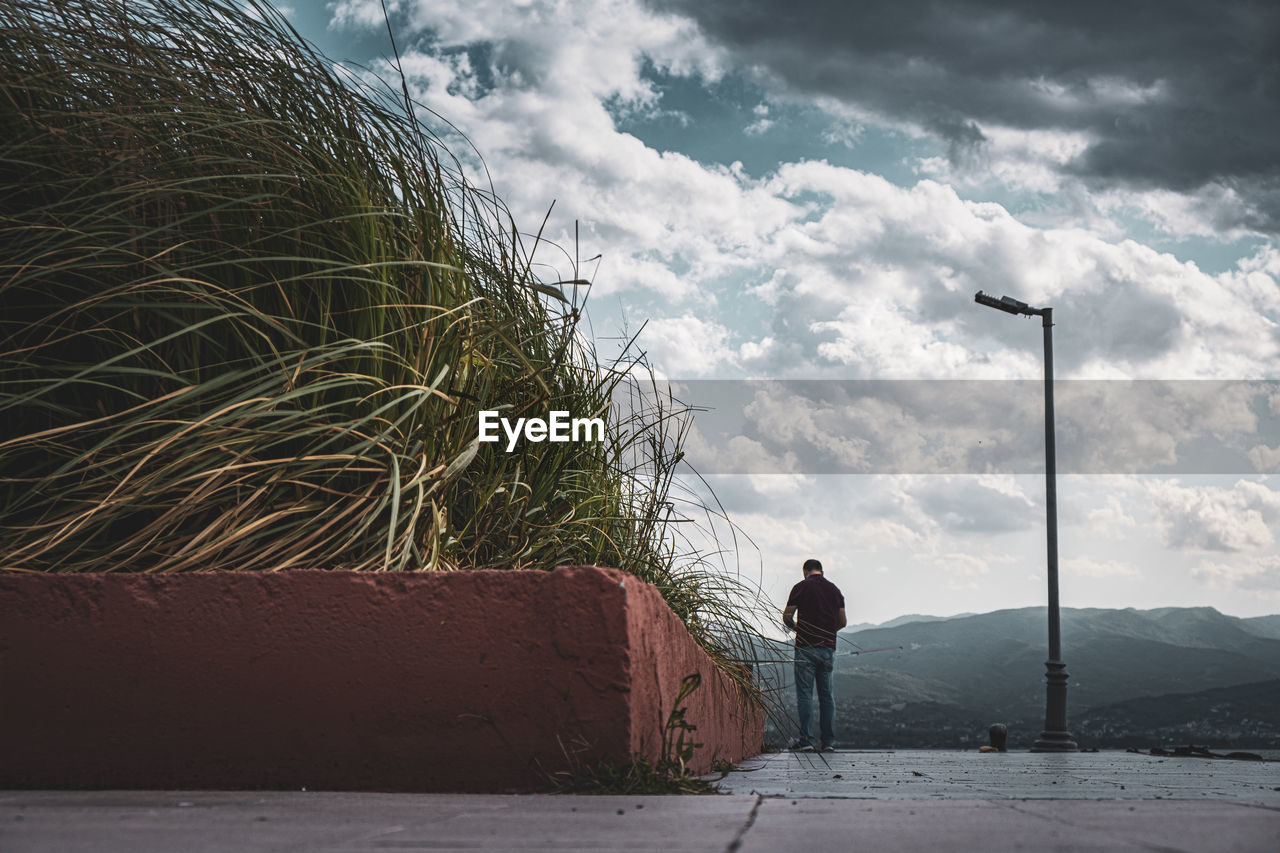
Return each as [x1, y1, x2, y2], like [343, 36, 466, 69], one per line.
[1030, 731, 1079, 752]
[1029, 659, 1077, 752]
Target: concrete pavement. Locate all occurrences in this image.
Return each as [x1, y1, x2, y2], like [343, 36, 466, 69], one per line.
[714, 748, 1280, 800]
[2, 751, 1277, 852]
[0, 791, 753, 853]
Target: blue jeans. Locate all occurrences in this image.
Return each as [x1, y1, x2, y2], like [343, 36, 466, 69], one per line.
[794, 645, 835, 748]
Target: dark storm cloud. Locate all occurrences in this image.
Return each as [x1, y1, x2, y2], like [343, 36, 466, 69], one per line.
[646, 0, 1280, 231]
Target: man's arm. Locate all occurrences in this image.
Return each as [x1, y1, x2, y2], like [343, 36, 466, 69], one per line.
[782, 604, 798, 632]
[837, 607, 847, 631]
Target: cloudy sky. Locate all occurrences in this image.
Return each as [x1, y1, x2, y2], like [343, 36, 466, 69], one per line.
[283, 0, 1280, 625]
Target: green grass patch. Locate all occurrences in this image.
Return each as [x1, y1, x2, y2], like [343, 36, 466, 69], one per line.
[548, 675, 729, 794]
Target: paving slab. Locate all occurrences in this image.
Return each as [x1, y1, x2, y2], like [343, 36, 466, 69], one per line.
[737, 799, 1280, 853]
[4, 786, 1280, 853]
[3, 751, 1278, 852]
[0, 791, 758, 853]
[712, 749, 1280, 801]
[2, 789, 1278, 853]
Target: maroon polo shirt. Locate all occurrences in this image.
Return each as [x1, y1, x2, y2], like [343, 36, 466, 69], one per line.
[786, 573, 845, 648]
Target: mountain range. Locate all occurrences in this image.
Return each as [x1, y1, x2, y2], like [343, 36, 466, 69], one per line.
[759, 606, 1280, 749]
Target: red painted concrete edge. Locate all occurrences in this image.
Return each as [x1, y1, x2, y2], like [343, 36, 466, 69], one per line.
[618, 573, 762, 774]
[0, 566, 761, 792]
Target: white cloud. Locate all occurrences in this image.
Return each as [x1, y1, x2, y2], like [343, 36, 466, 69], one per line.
[1084, 496, 1137, 539]
[1146, 479, 1280, 552]
[934, 551, 991, 577]
[1193, 555, 1280, 594]
[306, 0, 1280, 626]
[866, 475, 1042, 539]
[760, 163, 1280, 380]
[1053, 381, 1259, 474]
[640, 315, 736, 375]
[1096, 183, 1261, 242]
[743, 474, 811, 498]
[1248, 444, 1280, 473]
[680, 426, 801, 476]
[741, 388, 874, 469]
[1061, 555, 1141, 578]
[328, 0, 1280, 384]
[673, 379, 1271, 477]
[919, 123, 1094, 196]
[973, 474, 1036, 503]
[848, 517, 930, 550]
[745, 102, 774, 136]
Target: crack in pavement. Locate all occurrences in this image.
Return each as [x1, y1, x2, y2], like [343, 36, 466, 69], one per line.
[725, 794, 763, 853]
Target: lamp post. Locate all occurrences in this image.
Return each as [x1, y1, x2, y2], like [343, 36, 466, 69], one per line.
[974, 290, 1077, 752]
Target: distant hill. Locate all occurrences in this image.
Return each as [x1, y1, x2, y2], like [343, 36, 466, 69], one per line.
[1241, 614, 1280, 641]
[837, 605, 1280, 718]
[763, 605, 1280, 749]
[845, 613, 975, 633]
[1073, 679, 1280, 748]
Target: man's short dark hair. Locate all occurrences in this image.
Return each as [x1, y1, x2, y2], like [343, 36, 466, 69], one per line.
[803, 558, 822, 574]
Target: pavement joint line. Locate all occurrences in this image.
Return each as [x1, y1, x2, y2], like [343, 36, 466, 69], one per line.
[1233, 801, 1280, 813]
[1000, 801, 1188, 853]
[724, 793, 762, 853]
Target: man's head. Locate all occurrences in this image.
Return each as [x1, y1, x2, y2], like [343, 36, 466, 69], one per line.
[802, 558, 823, 577]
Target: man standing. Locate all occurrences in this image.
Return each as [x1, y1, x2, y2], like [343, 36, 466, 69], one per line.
[783, 558, 846, 752]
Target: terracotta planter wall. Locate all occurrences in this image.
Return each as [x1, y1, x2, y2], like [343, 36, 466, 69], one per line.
[0, 566, 760, 792]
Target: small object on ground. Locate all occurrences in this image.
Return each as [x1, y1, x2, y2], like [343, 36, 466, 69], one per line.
[987, 723, 1008, 752]
[978, 745, 1000, 753]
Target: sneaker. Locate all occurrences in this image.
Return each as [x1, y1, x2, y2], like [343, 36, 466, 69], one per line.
[821, 746, 836, 753]
[788, 739, 814, 751]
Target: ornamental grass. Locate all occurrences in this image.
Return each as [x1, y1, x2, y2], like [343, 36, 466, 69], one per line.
[0, 0, 768, 687]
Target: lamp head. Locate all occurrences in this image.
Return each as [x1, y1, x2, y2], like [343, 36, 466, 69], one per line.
[975, 291, 1035, 316]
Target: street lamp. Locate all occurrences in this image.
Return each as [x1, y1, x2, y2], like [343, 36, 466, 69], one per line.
[974, 290, 1078, 753]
